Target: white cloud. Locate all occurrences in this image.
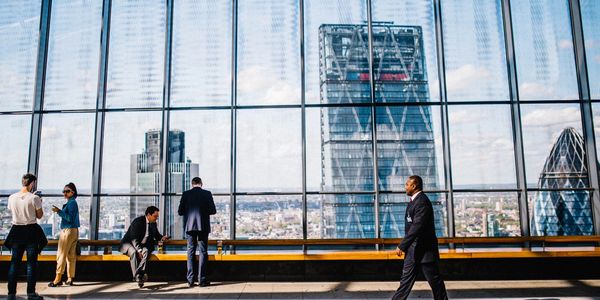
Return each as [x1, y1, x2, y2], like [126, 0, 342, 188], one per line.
[237, 65, 300, 104]
[445, 64, 492, 96]
[449, 109, 484, 126]
[519, 82, 556, 100]
[521, 107, 580, 127]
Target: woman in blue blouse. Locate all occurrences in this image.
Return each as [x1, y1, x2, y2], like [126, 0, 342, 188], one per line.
[48, 182, 80, 287]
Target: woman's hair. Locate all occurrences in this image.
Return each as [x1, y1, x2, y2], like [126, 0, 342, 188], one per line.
[65, 182, 78, 198]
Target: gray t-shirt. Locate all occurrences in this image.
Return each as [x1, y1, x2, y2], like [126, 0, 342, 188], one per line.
[7, 191, 42, 225]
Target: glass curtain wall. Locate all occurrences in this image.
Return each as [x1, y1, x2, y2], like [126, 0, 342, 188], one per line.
[0, 0, 598, 242]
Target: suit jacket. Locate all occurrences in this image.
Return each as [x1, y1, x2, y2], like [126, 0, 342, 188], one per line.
[398, 192, 440, 263]
[178, 187, 217, 234]
[120, 216, 163, 253]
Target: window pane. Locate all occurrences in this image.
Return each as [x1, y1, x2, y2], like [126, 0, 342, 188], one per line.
[169, 110, 230, 193]
[307, 107, 374, 193]
[168, 195, 229, 240]
[236, 108, 301, 192]
[0, 115, 30, 191]
[0, 1, 41, 111]
[1, 197, 10, 239]
[237, 0, 300, 105]
[581, 0, 600, 99]
[44, 0, 102, 110]
[521, 104, 586, 188]
[170, 0, 232, 107]
[377, 105, 444, 191]
[511, 0, 578, 100]
[593, 103, 600, 163]
[380, 193, 447, 238]
[449, 105, 516, 189]
[304, 0, 367, 105]
[307, 194, 375, 239]
[101, 111, 162, 193]
[372, 0, 440, 102]
[37, 113, 95, 194]
[40, 196, 91, 239]
[454, 192, 520, 237]
[106, 0, 166, 108]
[98, 196, 153, 240]
[442, 0, 509, 101]
[529, 190, 593, 236]
[236, 195, 302, 239]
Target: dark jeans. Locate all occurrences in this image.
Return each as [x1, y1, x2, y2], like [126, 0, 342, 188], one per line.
[7, 243, 38, 295]
[186, 231, 209, 283]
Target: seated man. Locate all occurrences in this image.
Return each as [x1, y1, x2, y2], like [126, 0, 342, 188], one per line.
[120, 206, 169, 287]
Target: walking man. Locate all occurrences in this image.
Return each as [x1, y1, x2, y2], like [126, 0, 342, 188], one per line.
[392, 175, 448, 300]
[178, 177, 216, 287]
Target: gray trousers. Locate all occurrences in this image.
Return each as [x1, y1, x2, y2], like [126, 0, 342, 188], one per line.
[122, 243, 149, 280]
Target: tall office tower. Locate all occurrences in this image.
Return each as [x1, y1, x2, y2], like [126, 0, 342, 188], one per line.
[130, 130, 198, 227]
[319, 24, 444, 238]
[532, 127, 594, 236]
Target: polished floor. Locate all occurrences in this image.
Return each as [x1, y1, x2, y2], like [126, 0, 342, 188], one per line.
[1, 280, 599, 299]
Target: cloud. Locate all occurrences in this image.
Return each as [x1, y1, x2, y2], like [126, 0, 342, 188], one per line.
[521, 107, 580, 127]
[449, 109, 485, 126]
[445, 64, 492, 95]
[519, 82, 556, 100]
[237, 65, 300, 104]
[559, 39, 573, 50]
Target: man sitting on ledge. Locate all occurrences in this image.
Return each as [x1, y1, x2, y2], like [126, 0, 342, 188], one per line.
[120, 206, 169, 288]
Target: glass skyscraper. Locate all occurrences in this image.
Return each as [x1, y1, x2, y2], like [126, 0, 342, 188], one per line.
[319, 24, 444, 238]
[532, 127, 594, 236]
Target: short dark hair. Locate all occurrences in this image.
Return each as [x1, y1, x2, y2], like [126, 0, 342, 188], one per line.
[408, 175, 423, 191]
[145, 206, 159, 216]
[192, 177, 202, 185]
[22, 173, 37, 187]
[65, 182, 78, 198]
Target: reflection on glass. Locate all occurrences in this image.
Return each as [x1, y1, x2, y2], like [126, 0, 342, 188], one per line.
[511, 0, 578, 100]
[307, 194, 375, 239]
[372, 0, 439, 102]
[304, 0, 366, 105]
[171, 1, 232, 107]
[44, 0, 102, 110]
[0, 1, 41, 112]
[442, 0, 509, 101]
[592, 103, 600, 163]
[521, 104, 585, 187]
[529, 190, 593, 236]
[37, 113, 95, 194]
[169, 110, 230, 193]
[106, 0, 166, 108]
[379, 194, 447, 238]
[167, 195, 230, 240]
[98, 196, 152, 240]
[0, 115, 30, 191]
[1, 197, 11, 239]
[377, 106, 444, 191]
[40, 196, 90, 239]
[236, 195, 302, 239]
[236, 109, 301, 192]
[581, 0, 600, 99]
[449, 105, 516, 189]
[101, 111, 162, 193]
[237, 0, 300, 105]
[454, 192, 520, 237]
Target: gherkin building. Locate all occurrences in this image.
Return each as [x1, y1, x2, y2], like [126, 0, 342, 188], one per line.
[532, 127, 594, 236]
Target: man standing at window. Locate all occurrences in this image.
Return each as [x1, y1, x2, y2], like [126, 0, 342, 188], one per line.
[6, 173, 47, 300]
[178, 177, 216, 287]
[120, 206, 169, 288]
[392, 175, 448, 300]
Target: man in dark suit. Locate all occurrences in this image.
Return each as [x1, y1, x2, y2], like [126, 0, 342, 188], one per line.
[178, 177, 216, 287]
[120, 206, 169, 288]
[392, 175, 448, 300]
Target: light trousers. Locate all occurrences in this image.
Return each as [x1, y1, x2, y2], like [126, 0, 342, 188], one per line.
[56, 228, 78, 279]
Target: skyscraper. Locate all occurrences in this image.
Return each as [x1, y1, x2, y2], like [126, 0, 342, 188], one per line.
[130, 129, 199, 238]
[319, 24, 444, 238]
[532, 127, 594, 236]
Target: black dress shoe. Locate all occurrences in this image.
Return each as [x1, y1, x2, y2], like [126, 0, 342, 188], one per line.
[48, 281, 61, 287]
[187, 281, 194, 288]
[27, 293, 44, 300]
[199, 281, 211, 287]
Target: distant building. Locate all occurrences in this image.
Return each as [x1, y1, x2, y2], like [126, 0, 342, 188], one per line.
[319, 23, 444, 238]
[532, 127, 594, 236]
